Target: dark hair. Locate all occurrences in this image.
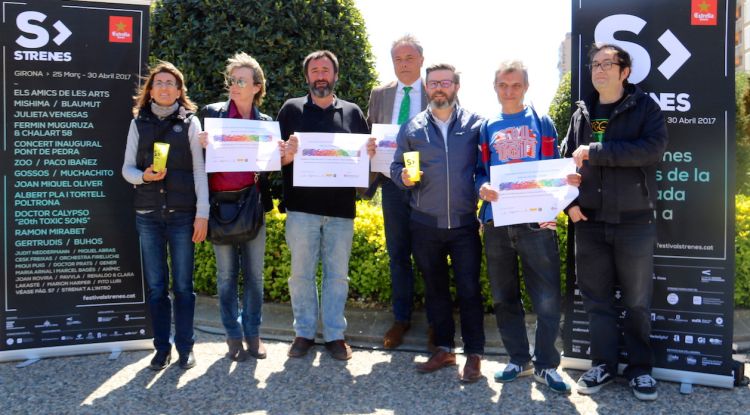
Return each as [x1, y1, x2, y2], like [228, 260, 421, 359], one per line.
[425, 63, 460, 84]
[302, 50, 339, 76]
[132, 60, 197, 116]
[589, 43, 632, 86]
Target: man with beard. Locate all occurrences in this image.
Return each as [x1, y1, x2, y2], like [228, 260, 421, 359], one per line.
[277, 50, 373, 361]
[391, 63, 485, 383]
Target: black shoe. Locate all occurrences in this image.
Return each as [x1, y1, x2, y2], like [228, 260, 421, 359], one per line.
[576, 364, 614, 394]
[178, 351, 196, 369]
[149, 350, 171, 371]
[630, 374, 658, 401]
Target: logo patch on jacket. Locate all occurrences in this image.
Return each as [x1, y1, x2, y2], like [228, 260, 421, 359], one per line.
[491, 126, 537, 162]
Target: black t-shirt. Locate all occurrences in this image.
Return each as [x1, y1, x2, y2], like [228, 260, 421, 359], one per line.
[276, 95, 369, 219]
[590, 95, 624, 142]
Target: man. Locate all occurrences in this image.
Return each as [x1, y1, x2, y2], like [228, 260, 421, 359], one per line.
[475, 60, 577, 393]
[561, 43, 668, 400]
[391, 63, 485, 383]
[277, 50, 375, 361]
[366, 35, 430, 349]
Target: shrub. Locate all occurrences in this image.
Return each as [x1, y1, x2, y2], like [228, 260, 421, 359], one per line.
[548, 71, 572, 143]
[736, 194, 750, 307]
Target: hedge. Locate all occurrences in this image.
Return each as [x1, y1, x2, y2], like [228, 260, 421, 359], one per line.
[736, 194, 750, 307]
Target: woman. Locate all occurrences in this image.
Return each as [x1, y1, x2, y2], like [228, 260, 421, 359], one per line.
[122, 61, 209, 370]
[198, 52, 281, 361]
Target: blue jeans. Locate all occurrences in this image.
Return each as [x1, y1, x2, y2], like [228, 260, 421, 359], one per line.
[411, 220, 484, 355]
[484, 223, 561, 369]
[285, 210, 353, 341]
[574, 220, 656, 379]
[214, 224, 266, 339]
[381, 178, 417, 322]
[135, 210, 196, 354]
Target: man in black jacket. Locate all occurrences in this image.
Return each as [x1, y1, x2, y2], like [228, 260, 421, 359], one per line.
[561, 43, 668, 401]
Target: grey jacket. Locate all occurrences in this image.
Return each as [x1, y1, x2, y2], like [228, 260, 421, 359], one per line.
[391, 105, 483, 229]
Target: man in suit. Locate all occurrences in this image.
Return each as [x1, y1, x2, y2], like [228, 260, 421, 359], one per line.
[367, 35, 430, 349]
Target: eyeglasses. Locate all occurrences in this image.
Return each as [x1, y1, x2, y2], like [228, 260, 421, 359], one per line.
[588, 61, 620, 72]
[226, 77, 253, 88]
[426, 79, 455, 89]
[153, 80, 177, 88]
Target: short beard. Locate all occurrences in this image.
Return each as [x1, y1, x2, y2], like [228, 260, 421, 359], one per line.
[429, 93, 456, 110]
[309, 80, 335, 98]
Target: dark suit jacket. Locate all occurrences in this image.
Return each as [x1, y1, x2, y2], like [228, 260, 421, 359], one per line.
[367, 80, 428, 126]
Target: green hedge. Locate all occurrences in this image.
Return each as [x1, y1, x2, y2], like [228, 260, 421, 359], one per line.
[737, 194, 750, 307]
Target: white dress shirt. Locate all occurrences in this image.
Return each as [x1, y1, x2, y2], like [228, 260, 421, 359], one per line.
[390, 78, 423, 125]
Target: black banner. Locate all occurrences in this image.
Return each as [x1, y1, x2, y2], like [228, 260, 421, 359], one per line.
[564, 0, 736, 388]
[1, 0, 151, 361]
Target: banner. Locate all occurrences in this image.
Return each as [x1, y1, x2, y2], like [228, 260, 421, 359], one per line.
[1, 0, 152, 362]
[563, 0, 736, 388]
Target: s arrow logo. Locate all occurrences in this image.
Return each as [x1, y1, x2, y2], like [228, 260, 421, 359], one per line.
[16, 11, 72, 49]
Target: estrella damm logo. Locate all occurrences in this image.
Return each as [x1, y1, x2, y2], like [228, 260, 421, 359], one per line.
[109, 16, 133, 43]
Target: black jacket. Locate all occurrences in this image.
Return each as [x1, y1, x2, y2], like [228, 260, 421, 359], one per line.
[560, 84, 668, 220]
[197, 100, 274, 212]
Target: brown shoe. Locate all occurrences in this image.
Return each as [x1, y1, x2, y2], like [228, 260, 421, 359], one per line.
[325, 340, 352, 361]
[427, 326, 437, 353]
[416, 349, 457, 373]
[288, 337, 315, 358]
[245, 336, 267, 359]
[383, 321, 411, 349]
[226, 338, 248, 362]
[459, 354, 483, 383]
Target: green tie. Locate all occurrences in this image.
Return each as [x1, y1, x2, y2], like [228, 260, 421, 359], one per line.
[397, 86, 413, 124]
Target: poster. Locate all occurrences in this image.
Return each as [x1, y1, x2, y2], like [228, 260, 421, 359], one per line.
[292, 132, 371, 187]
[1, 0, 152, 362]
[203, 117, 282, 173]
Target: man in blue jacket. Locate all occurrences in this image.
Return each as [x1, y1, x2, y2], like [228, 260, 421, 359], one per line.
[391, 63, 485, 383]
[476, 60, 574, 393]
[561, 43, 668, 401]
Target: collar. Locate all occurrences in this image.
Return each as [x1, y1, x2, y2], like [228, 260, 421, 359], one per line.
[227, 100, 256, 120]
[304, 94, 340, 110]
[396, 78, 422, 93]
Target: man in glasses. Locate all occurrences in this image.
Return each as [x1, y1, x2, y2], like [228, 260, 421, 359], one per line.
[475, 60, 574, 393]
[561, 43, 668, 400]
[391, 63, 485, 383]
[277, 50, 373, 362]
[366, 34, 432, 351]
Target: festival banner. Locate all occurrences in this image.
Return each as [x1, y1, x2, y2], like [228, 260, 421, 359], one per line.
[563, 0, 736, 388]
[1, 0, 152, 362]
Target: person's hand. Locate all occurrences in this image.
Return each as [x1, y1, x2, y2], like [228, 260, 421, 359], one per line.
[572, 145, 590, 168]
[567, 173, 582, 187]
[198, 131, 208, 149]
[478, 183, 499, 202]
[367, 137, 377, 159]
[401, 167, 421, 187]
[567, 205, 588, 223]
[192, 218, 208, 243]
[538, 221, 557, 230]
[143, 165, 166, 182]
[278, 140, 286, 159]
[282, 135, 299, 165]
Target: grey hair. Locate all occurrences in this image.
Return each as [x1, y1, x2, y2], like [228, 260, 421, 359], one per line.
[494, 60, 528, 85]
[391, 34, 423, 57]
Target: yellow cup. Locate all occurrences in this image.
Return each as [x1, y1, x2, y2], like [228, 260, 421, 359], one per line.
[404, 151, 420, 182]
[153, 142, 170, 172]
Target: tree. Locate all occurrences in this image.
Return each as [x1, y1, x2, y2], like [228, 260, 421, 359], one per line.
[736, 73, 750, 195]
[548, 71, 571, 143]
[150, 0, 377, 119]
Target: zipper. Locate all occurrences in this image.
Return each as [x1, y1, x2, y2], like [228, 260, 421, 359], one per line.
[444, 125, 451, 229]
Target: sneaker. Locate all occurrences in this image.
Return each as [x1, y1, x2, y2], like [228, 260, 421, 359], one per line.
[630, 374, 658, 401]
[576, 364, 614, 394]
[534, 368, 571, 393]
[494, 362, 533, 382]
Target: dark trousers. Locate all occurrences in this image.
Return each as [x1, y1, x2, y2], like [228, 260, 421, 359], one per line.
[411, 220, 484, 355]
[484, 223, 562, 369]
[574, 220, 656, 379]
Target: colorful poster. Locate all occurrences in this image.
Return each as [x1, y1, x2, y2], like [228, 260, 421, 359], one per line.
[489, 159, 578, 226]
[292, 132, 370, 187]
[203, 118, 281, 173]
[370, 123, 401, 177]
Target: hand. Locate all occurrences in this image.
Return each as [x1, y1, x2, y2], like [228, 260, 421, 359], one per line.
[367, 136, 377, 159]
[478, 183, 499, 202]
[198, 131, 208, 149]
[572, 145, 590, 168]
[566, 173, 582, 187]
[282, 135, 299, 166]
[143, 165, 166, 182]
[401, 167, 421, 187]
[278, 140, 286, 159]
[567, 205, 588, 223]
[192, 217, 208, 243]
[538, 221, 557, 230]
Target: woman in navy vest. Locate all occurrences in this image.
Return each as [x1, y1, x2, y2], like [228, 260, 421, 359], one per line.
[122, 61, 209, 371]
[197, 53, 282, 361]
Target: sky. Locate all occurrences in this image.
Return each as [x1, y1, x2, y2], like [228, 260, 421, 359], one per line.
[353, 0, 571, 118]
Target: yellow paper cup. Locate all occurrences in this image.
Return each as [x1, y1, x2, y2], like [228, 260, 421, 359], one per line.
[404, 151, 420, 182]
[153, 142, 170, 172]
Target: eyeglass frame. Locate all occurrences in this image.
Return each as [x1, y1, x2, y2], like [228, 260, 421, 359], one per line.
[225, 77, 259, 89]
[153, 80, 177, 89]
[426, 79, 456, 89]
[587, 60, 621, 72]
